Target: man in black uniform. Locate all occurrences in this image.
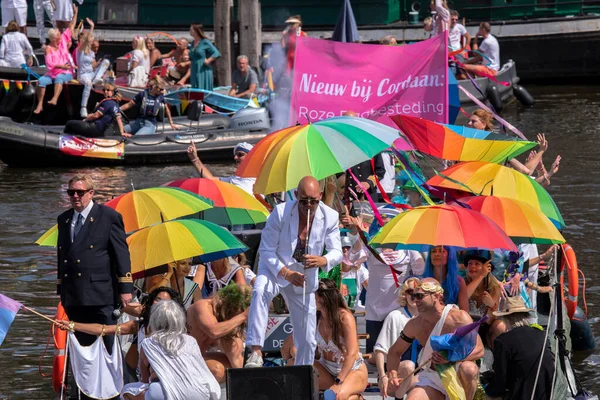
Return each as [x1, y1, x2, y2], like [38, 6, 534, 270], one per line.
[56, 174, 132, 351]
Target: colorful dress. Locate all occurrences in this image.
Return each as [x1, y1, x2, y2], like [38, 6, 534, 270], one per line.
[189, 39, 220, 90]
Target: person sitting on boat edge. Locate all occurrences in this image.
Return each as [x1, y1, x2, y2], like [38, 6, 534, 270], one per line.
[162, 37, 191, 86]
[77, 18, 111, 118]
[187, 284, 251, 383]
[120, 77, 178, 135]
[187, 141, 257, 195]
[386, 278, 484, 400]
[0, 20, 33, 68]
[314, 279, 368, 400]
[63, 82, 128, 137]
[482, 296, 555, 400]
[462, 22, 500, 77]
[145, 37, 162, 69]
[229, 55, 258, 99]
[33, 4, 78, 115]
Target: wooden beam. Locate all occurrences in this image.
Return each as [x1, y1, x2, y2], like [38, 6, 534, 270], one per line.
[238, 0, 262, 70]
[213, 0, 233, 87]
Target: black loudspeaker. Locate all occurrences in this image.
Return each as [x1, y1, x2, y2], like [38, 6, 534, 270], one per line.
[226, 365, 319, 400]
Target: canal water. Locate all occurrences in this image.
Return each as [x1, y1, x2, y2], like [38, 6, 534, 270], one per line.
[0, 85, 599, 398]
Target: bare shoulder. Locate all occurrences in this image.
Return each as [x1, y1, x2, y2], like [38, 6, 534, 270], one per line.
[340, 309, 355, 325]
[457, 275, 466, 288]
[403, 316, 420, 336]
[448, 307, 473, 326]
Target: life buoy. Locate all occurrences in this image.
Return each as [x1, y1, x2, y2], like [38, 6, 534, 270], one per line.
[52, 302, 68, 394]
[560, 244, 579, 320]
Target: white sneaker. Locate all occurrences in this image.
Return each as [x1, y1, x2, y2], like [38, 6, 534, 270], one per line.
[244, 351, 263, 368]
[80, 107, 88, 118]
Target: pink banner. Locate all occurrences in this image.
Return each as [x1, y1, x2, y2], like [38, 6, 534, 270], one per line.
[291, 34, 449, 125]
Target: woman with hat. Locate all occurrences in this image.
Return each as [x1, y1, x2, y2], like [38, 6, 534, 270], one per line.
[464, 249, 504, 348]
[401, 181, 425, 208]
[483, 296, 555, 399]
[281, 15, 307, 73]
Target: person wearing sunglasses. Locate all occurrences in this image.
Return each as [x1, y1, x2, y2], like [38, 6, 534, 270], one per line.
[386, 278, 483, 400]
[55, 174, 133, 394]
[187, 141, 256, 195]
[120, 76, 178, 135]
[64, 82, 128, 137]
[245, 176, 343, 368]
[374, 277, 421, 398]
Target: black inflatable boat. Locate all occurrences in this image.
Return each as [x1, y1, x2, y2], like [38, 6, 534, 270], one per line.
[0, 103, 271, 167]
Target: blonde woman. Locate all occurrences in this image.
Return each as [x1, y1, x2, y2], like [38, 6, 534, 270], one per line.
[33, 4, 77, 114]
[128, 35, 150, 87]
[374, 277, 420, 398]
[77, 19, 110, 117]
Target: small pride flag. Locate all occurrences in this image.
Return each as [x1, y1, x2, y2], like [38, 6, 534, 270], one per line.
[0, 293, 22, 346]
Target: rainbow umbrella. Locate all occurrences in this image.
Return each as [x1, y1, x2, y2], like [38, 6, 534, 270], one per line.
[105, 187, 214, 233]
[426, 161, 565, 228]
[390, 115, 536, 163]
[35, 224, 58, 247]
[163, 178, 269, 225]
[127, 219, 247, 278]
[235, 116, 401, 194]
[369, 204, 517, 251]
[453, 196, 565, 244]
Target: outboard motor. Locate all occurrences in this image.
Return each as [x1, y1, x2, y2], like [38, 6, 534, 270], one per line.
[513, 84, 535, 106]
[229, 107, 270, 130]
[486, 84, 503, 112]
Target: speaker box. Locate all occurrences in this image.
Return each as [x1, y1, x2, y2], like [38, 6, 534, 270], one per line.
[226, 365, 319, 400]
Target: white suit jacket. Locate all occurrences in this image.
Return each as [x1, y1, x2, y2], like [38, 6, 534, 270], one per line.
[257, 200, 343, 293]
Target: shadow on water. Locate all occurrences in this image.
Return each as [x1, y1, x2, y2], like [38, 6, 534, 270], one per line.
[1, 86, 600, 397]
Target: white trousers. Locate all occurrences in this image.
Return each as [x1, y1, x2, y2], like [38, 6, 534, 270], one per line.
[33, 0, 55, 43]
[246, 273, 317, 366]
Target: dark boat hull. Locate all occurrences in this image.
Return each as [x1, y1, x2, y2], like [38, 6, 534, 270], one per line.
[0, 117, 268, 167]
[458, 60, 519, 106]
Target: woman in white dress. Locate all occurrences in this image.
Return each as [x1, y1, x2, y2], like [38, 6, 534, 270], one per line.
[127, 35, 150, 87]
[0, 20, 33, 68]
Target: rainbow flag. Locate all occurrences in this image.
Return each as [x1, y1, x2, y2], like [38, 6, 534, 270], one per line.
[0, 293, 22, 346]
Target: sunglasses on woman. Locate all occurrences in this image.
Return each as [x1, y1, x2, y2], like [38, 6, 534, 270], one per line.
[409, 292, 431, 301]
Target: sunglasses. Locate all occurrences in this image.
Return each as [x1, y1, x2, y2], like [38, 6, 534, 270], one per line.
[103, 89, 113, 93]
[409, 292, 431, 301]
[67, 189, 91, 197]
[234, 152, 247, 158]
[299, 198, 320, 206]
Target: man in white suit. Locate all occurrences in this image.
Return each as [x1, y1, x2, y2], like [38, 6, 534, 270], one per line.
[245, 176, 343, 367]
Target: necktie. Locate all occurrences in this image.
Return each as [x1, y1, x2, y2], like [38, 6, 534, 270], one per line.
[73, 214, 84, 241]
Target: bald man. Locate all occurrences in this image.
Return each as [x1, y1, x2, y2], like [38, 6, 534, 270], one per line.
[245, 176, 343, 367]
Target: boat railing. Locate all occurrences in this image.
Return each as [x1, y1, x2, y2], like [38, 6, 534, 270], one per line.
[458, 0, 600, 20]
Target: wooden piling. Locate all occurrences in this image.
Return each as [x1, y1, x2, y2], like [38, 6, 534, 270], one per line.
[213, 0, 233, 87]
[238, 0, 262, 71]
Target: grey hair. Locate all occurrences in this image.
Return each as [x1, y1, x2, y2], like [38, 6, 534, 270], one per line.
[48, 28, 60, 41]
[148, 300, 187, 357]
[500, 311, 535, 330]
[237, 55, 249, 62]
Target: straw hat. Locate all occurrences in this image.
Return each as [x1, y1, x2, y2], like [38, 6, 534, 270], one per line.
[493, 296, 533, 317]
[285, 17, 302, 25]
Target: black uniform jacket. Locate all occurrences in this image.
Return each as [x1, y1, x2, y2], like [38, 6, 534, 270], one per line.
[56, 203, 133, 307]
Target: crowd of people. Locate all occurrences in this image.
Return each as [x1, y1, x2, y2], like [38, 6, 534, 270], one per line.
[52, 108, 562, 399]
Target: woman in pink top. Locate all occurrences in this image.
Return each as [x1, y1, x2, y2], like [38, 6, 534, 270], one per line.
[33, 4, 77, 114]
